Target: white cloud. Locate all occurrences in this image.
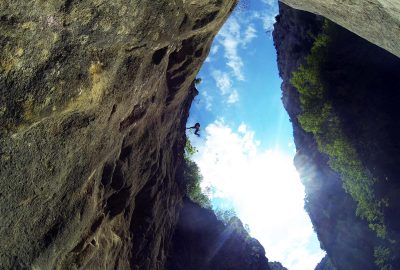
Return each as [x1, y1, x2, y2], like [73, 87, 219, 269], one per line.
[261, 13, 276, 32]
[206, 45, 220, 63]
[215, 2, 278, 80]
[238, 123, 247, 134]
[212, 70, 232, 95]
[244, 25, 257, 44]
[210, 70, 239, 104]
[227, 89, 239, 104]
[193, 120, 325, 270]
[259, 0, 278, 33]
[211, 45, 220, 55]
[217, 17, 245, 81]
[201, 90, 213, 111]
[250, 0, 278, 34]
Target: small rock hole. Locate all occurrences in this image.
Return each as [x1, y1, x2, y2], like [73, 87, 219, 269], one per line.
[101, 162, 115, 186]
[111, 161, 125, 191]
[194, 48, 203, 58]
[152, 47, 168, 65]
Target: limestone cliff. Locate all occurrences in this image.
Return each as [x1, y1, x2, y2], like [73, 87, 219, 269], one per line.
[274, 2, 400, 270]
[166, 198, 272, 270]
[0, 1, 236, 269]
[281, 0, 400, 58]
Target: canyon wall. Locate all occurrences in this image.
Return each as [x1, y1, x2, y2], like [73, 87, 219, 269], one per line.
[0, 0, 236, 269]
[281, 0, 400, 58]
[274, 2, 400, 270]
[2, 0, 399, 269]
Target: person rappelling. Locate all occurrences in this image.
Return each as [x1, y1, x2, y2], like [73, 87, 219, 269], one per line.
[187, 122, 201, 136]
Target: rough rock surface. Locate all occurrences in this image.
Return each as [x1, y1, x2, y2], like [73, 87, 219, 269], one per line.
[166, 198, 272, 270]
[281, 0, 400, 58]
[268, 261, 288, 270]
[274, 2, 400, 270]
[314, 256, 336, 270]
[0, 0, 236, 269]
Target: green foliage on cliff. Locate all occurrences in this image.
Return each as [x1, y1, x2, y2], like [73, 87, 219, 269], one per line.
[374, 246, 394, 270]
[291, 21, 387, 239]
[183, 139, 211, 209]
[184, 138, 198, 158]
[194, 78, 202, 85]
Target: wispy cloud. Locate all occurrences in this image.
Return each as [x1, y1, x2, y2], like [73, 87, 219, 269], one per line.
[201, 90, 213, 111]
[192, 120, 325, 270]
[243, 0, 277, 36]
[211, 45, 220, 55]
[215, 0, 278, 81]
[217, 17, 246, 81]
[227, 90, 239, 104]
[260, 0, 279, 32]
[212, 70, 232, 95]
[261, 13, 276, 32]
[244, 25, 257, 44]
[252, 11, 276, 33]
[211, 69, 240, 104]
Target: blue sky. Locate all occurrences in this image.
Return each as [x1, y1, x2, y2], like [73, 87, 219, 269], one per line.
[190, 0, 293, 153]
[187, 1, 325, 269]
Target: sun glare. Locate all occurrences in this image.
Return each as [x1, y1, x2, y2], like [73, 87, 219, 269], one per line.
[191, 121, 325, 270]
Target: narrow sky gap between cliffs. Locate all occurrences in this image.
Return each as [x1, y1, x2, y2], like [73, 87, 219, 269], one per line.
[187, 1, 325, 269]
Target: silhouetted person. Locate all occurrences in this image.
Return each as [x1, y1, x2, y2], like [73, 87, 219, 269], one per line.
[187, 122, 200, 136]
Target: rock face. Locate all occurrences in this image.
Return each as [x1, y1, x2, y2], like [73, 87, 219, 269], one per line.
[2, 0, 399, 269]
[273, 7, 375, 269]
[268, 262, 288, 270]
[281, 0, 400, 58]
[314, 256, 336, 270]
[166, 198, 272, 270]
[0, 0, 236, 269]
[274, 2, 400, 270]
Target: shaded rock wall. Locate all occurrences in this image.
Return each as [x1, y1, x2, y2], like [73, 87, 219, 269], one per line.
[166, 198, 272, 270]
[281, 0, 400, 58]
[273, 2, 400, 270]
[305, 14, 400, 269]
[268, 262, 288, 270]
[0, 0, 236, 269]
[314, 256, 336, 270]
